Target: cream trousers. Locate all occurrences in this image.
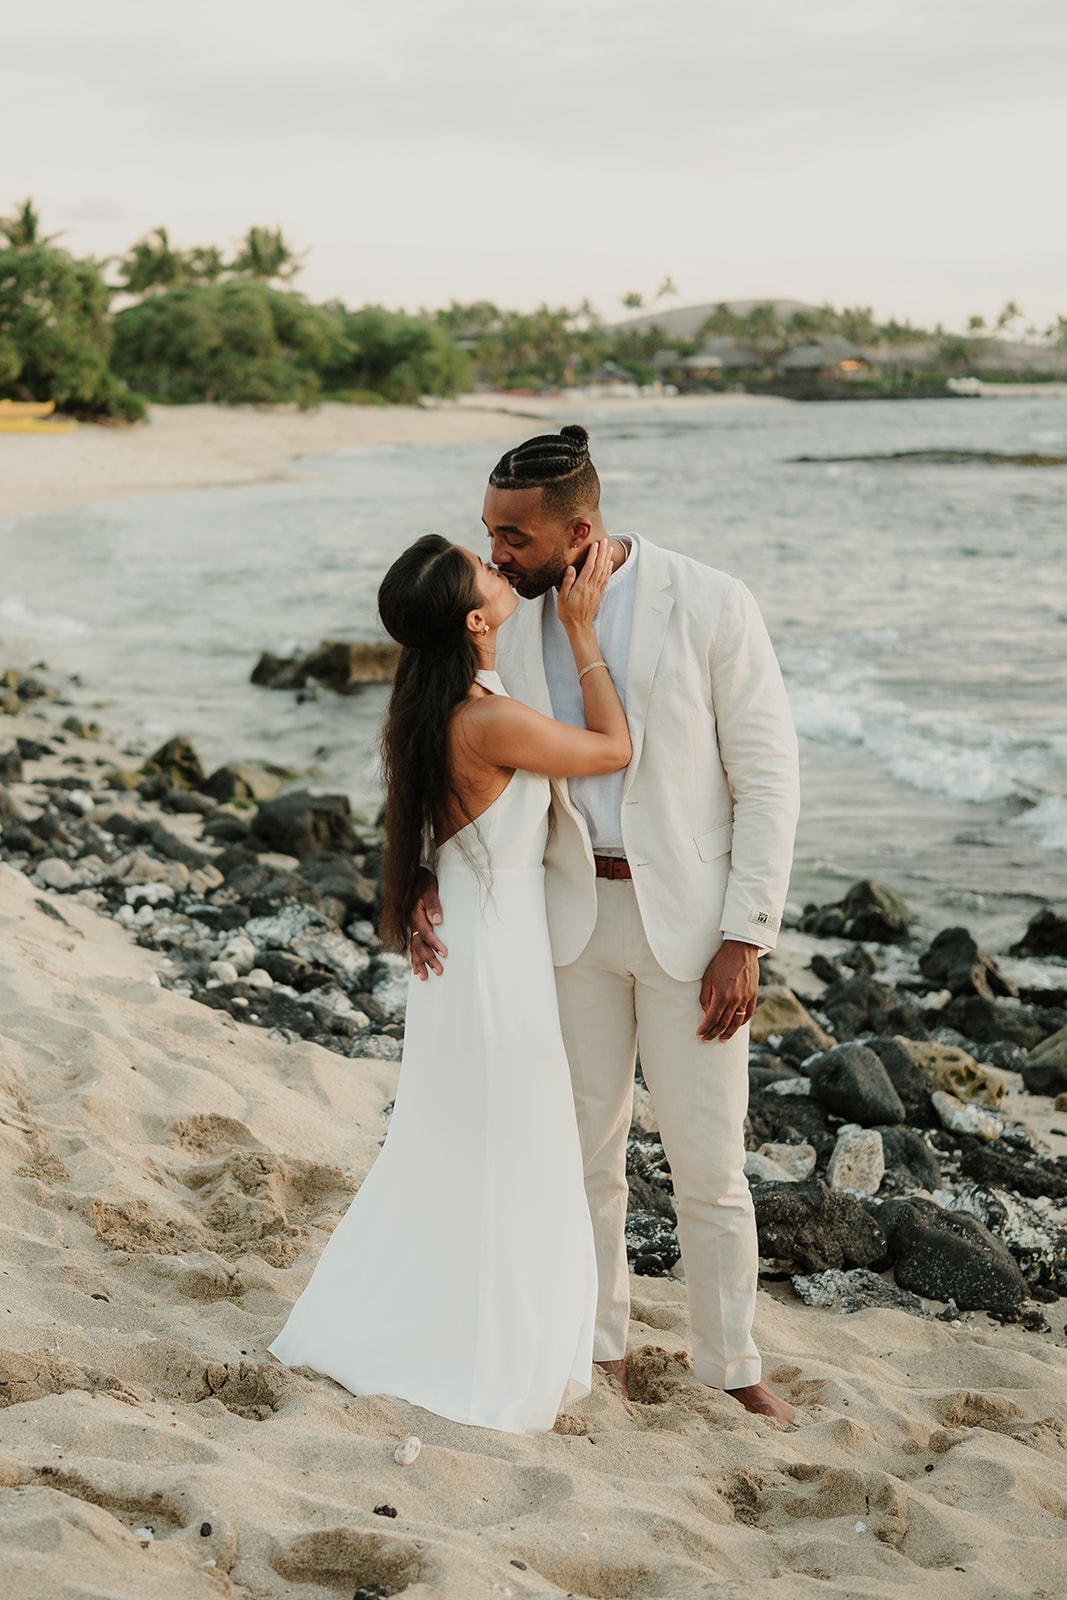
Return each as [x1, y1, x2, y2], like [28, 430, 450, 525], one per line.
[554, 878, 761, 1391]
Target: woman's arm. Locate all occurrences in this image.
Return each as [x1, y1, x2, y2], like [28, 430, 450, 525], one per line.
[463, 541, 632, 778]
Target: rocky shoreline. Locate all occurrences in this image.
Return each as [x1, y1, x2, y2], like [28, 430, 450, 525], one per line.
[4, 662, 1067, 1345]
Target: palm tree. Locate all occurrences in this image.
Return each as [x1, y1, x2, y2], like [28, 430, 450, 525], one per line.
[231, 225, 305, 283]
[117, 228, 190, 295]
[185, 244, 227, 284]
[1, 197, 62, 249]
[995, 300, 1024, 333]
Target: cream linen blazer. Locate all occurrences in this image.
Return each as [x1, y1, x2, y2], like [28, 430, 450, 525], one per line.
[494, 537, 801, 983]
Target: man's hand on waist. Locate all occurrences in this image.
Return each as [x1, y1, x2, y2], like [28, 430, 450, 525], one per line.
[697, 939, 760, 1042]
[411, 868, 446, 980]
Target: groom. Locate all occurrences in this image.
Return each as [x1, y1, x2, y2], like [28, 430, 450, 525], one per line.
[413, 425, 800, 1422]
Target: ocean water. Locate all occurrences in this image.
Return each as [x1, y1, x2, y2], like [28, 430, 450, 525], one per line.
[2, 394, 1066, 947]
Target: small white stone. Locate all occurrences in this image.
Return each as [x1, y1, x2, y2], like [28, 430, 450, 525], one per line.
[245, 968, 274, 989]
[631, 1083, 659, 1134]
[133, 904, 156, 927]
[932, 1090, 1003, 1143]
[827, 1128, 885, 1196]
[762, 1076, 811, 1097]
[219, 934, 256, 974]
[132, 1526, 154, 1541]
[125, 882, 174, 906]
[162, 861, 190, 892]
[745, 1150, 796, 1183]
[208, 960, 240, 985]
[758, 1141, 817, 1181]
[394, 1435, 421, 1465]
[854, 1521, 867, 1534]
[34, 857, 76, 891]
[66, 788, 95, 815]
[189, 864, 224, 895]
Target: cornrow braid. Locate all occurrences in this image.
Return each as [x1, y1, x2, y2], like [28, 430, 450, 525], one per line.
[488, 424, 600, 520]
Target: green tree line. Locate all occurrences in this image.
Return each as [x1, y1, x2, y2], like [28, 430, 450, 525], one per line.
[2, 198, 1064, 420]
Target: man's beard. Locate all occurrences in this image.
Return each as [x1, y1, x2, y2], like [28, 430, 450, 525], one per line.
[507, 551, 573, 599]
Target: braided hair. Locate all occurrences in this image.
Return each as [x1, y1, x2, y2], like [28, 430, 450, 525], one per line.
[488, 424, 600, 520]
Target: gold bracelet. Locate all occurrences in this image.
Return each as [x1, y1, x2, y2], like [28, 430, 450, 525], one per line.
[578, 659, 609, 683]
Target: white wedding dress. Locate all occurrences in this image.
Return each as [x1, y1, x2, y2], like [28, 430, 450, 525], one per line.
[269, 671, 597, 1434]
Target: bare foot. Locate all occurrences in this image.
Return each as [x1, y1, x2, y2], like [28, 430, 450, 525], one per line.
[595, 1358, 628, 1398]
[725, 1380, 796, 1424]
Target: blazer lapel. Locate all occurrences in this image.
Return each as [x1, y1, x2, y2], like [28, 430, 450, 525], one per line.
[623, 540, 674, 795]
[497, 594, 553, 716]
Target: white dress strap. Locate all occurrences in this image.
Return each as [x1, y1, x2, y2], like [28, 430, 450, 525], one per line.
[475, 669, 509, 697]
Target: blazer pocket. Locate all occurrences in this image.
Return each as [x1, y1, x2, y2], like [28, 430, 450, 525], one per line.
[694, 821, 733, 862]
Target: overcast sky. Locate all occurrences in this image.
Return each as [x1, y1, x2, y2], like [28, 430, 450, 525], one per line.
[2, 0, 1064, 328]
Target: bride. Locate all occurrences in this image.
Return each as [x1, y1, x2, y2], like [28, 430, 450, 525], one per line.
[269, 533, 631, 1434]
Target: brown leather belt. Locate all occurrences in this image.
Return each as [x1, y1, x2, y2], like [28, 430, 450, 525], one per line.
[594, 855, 632, 881]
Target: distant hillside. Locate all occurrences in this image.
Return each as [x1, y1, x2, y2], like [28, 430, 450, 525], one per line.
[609, 299, 820, 337]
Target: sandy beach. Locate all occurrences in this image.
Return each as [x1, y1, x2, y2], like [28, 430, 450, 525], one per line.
[4, 855, 1067, 1600]
[0, 395, 792, 522]
[0, 402, 536, 521]
[1, 697, 1067, 1599]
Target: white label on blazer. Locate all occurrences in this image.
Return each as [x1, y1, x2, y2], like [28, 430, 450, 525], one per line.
[750, 910, 781, 933]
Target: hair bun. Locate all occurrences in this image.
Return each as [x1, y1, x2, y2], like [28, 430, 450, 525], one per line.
[560, 424, 589, 454]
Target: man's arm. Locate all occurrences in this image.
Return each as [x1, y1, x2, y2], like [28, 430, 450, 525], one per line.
[710, 580, 800, 950]
[696, 580, 799, 1041]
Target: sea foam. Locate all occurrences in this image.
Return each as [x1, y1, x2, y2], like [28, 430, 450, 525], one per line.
[0, 595, 92, 639]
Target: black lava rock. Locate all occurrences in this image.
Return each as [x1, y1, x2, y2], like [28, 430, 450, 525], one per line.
[801, 880, 910, 944]
[0, 786, 22, 827]
[161, 788, 216, 815]
[807, 1043, 906, 1126]
[0, 747, 23, 783]
[865, 1036, 939, 1127]
[810, 953, 843, 986]
[918, 926, 1017, 1002]
[1011, 909, 1067, 962]
[627, 1171, 676, 1221]
[139, 735, 205, 794]
[940, 995, 1050, 1052]
[778, 1026, 828, 1067]
[972, 1038, 1028, 1073]
[1021, 1059, 1067, 1098]
[16, 737, 54, 760]
[840, 946, 881, 975]
[821, 975, 895, 1038]
[959, 1140, 1067, 1201]
[751, 1178, 888, 1273]
[252, 791, 359, 858]
[255, 949, 332, 991]
[876, 1126, 941, 1191]
[2, 822, 45, 855]
[745, 1090, 832, 1160]
[819, 975, 927, 1042]
[202, 813, 252, 843]
[625, 1211, 681, 1276]
[298, 849, 379, 916]
[877, 1197, 1027, 1313]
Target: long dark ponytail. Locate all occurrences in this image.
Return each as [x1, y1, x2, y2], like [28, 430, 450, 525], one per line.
[377, 534, 483, 952]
